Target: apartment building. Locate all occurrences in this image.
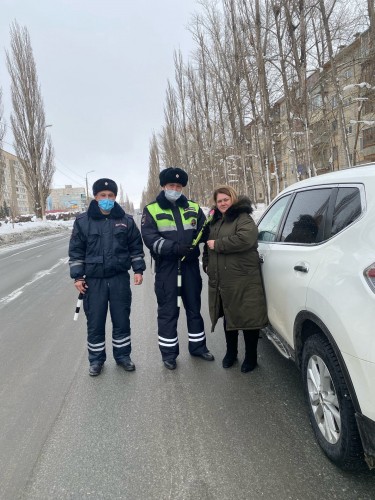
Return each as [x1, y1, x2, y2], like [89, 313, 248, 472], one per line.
[0, 148, 33, 215]
[48, 185, 86, 211]
[246, 29, 374, 201]
[308, 30, 375, 169]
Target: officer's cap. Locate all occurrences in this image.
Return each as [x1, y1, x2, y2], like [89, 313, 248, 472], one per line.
[159, 167, 188, 187]
[92, 178, 118, 196]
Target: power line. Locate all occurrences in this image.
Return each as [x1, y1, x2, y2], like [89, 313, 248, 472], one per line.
[53, 165, 85, 186]
[54, 155, 85, 181]
[1, 139, 85, 187]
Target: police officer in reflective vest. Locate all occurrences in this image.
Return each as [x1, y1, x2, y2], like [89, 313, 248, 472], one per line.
[69, 178, 146, 376]
[141, 167, 214, 370]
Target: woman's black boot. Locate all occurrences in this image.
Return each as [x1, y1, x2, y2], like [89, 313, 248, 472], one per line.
[241, 330, 259, 373]
[222, 330, 238, 368]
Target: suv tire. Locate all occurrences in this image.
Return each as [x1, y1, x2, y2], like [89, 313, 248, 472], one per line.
[302, 334, 364, 470]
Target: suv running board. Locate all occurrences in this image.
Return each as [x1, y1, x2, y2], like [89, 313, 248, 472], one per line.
[262, 326, 293, 360]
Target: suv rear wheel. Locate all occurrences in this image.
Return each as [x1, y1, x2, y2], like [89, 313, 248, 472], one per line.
[302, 334, 364, 470]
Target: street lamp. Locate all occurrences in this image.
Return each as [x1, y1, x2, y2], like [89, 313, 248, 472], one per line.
[85, 170, 95, 208]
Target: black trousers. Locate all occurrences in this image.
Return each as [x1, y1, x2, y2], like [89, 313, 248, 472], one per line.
[83, 273, 132, 364]
[154, 259, 208, 361]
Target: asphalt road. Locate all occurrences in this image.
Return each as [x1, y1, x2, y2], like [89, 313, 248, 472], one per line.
[0, 233, 374, 500]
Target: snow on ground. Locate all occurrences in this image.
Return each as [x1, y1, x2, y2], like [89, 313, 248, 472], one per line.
[0, 203, 267, 249]
[0, 219, 73, 247]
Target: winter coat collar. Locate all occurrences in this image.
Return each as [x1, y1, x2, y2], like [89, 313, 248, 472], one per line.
[156, 190, 189, 210]
[87, 200, 125, 219]
[212, 195, 253, 223]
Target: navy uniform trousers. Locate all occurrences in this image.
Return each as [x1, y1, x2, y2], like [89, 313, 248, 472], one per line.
[154, 259, 209, 361]
[83, 273, 132, 364]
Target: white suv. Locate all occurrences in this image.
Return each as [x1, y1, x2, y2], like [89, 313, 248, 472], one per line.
[257, 164, 375, 470]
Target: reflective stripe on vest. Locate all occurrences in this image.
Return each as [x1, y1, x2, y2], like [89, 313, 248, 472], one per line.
[147, 201, 199, 233]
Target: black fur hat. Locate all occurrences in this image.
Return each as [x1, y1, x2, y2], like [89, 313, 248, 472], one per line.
[92, 178, 118, 196]
[159, 167, 188, 187]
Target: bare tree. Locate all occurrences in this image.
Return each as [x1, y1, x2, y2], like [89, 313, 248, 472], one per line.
[0, 88, 6, 203]
[160, 82, 182, 168]
[124, 193, 133, 214]
[142, 133, 162, 206]
[118, 184, 125, 207]
[141, 0, 370, 204]
[0, 88, 4, 146]
[6, 21, 55, 219]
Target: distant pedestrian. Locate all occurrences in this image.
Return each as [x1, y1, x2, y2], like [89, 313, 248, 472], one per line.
[69, 178, 145, 376]
[141, 167, 214, 370]
[203, 185, 268, 372]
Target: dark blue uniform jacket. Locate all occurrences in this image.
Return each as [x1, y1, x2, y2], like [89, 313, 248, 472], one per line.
[69, 200, 146, 279]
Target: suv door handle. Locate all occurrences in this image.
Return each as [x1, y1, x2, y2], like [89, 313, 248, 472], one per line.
[294, 264, 309, 273]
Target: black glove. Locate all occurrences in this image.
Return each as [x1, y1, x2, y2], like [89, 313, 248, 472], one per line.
[175, 243, 194, 258]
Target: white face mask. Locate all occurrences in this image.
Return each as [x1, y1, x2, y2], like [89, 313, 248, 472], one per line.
[165, 189, 182, 202]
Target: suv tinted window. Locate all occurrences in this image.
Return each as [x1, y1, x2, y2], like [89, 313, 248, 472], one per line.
[331, 187, 362, 236]
[281, 188, 332, 244]
[258, 195, 291, 242]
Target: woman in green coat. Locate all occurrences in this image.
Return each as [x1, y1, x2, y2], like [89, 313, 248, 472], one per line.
[203, 185, 268, 372]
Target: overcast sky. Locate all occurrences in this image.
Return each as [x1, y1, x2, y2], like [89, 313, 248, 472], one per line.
[0, 0, 201, 207]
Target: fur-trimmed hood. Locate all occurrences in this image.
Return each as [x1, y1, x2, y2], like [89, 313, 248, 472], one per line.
[211, 195, 253, 223]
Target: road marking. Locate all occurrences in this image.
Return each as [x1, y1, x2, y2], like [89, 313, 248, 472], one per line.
[0, 257, 69, 307]
[0, 235, 70, 261]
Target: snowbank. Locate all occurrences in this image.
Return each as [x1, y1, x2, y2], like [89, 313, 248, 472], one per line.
[0, 219, 73, 247]
[0, 203, 266, 248]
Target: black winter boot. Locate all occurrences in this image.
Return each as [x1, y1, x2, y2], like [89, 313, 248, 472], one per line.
[241, 330, 259, 373]
[222, 330, 239, 368]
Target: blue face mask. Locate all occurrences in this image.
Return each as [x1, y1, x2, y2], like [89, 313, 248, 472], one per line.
[98, 199, 115, 212]
[165, 190, 182, 202]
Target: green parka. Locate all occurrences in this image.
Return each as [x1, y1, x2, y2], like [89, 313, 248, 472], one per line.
[203, 196, 268, 332]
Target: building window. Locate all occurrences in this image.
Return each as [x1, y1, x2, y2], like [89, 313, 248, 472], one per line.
[363, 127, 375, 148]
[311, 94, 323, 110]
[363, 97, 374, 115]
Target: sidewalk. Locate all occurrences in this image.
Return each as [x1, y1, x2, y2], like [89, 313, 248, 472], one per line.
[0, 219, 73, 247]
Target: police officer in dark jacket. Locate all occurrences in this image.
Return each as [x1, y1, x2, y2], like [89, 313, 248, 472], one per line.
[69, 178, 146, 376]
[141, 167, 214, 370]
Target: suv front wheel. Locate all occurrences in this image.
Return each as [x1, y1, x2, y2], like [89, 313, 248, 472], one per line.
[302, 334, 364, 470]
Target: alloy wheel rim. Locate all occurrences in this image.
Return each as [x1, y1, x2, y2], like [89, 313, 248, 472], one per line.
[307, 354, 341, 444]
